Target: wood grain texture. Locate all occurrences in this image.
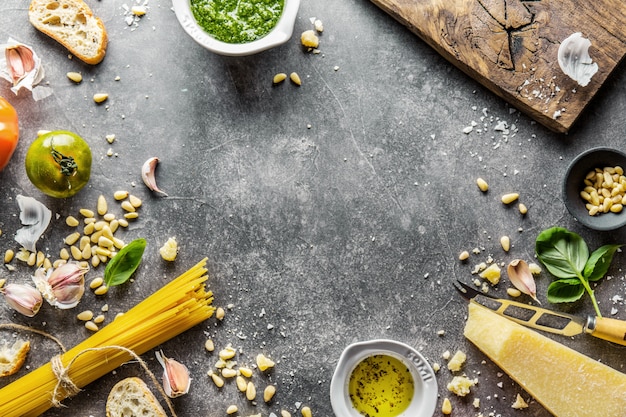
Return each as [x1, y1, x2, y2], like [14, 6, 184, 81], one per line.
[371, 0, 626, 132]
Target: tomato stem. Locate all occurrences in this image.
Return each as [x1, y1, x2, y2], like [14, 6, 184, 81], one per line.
[50, 141, 77, 177]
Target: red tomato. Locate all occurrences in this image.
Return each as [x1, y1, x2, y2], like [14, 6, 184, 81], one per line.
[0, 97, 19, 172]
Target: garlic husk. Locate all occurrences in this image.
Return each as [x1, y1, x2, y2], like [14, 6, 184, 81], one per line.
[141, 157, 168, 196]
[0, 38, 49, 98]
[2, 283, 43, 317]
[155, 350, 191, 398]
[32, 263, 87, 309]
[507, 259, 540, 303]
[557, 32, 598, 87]
[15, 195, 52, 253]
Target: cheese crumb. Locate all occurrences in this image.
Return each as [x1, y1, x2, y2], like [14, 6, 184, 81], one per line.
[447, 350, 466, 372]
[301, 30, 319, 49]
[479, 263, 501, 284]
[511, 393, 529, 409]
[447, 375, 476, 397]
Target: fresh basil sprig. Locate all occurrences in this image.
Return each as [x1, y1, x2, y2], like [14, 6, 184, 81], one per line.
[104, 238, 147, 287]
[535, 227, 621, 318]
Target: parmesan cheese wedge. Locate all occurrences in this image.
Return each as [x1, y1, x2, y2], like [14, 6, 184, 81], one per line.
[464, 302, 626, 417]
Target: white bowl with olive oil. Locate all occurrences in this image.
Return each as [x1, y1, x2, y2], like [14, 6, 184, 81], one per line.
[330, 339, 437, 417]
[172, 0, 301, 56]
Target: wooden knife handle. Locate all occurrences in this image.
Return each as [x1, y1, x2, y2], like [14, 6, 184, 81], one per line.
[589, 317, 626, 346]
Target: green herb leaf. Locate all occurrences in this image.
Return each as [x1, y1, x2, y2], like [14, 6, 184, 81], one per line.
[104, 238, 146, 287]
[584, 244, 622, 282]
[535, 227, 588, 279]
[546, 279, 585, 303]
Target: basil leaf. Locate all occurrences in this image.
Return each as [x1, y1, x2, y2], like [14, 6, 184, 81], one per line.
[584, 244, 622, 282]
[535, 227, 588, 279]
[104, 238, 146, 287]
[546, 279, 585, 303]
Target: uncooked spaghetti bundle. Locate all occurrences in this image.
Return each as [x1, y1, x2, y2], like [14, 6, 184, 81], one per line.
[0, 258, 214, 417]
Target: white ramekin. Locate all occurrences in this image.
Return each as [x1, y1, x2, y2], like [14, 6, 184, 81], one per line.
[330, 339, 438, 417]
[172, 0, 301, 56]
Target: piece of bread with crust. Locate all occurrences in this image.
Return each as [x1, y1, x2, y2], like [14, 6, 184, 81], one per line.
[0, 339, 30, 377]
[28, 0, 108, 64]
[106, 377, 167, 417]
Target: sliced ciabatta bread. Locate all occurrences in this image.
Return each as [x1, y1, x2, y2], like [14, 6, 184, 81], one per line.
[106, 377, 167, 417]
[28, 0, 108, 64]
[0, 339, 30, 377]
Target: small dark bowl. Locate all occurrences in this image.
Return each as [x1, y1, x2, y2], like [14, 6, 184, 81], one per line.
[563, 147, 626, 231]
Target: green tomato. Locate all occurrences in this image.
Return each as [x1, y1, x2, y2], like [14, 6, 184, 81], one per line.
[25, 130, 92, 198]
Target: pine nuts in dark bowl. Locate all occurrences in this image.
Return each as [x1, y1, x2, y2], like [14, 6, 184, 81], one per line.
[563, 147, 626, 231]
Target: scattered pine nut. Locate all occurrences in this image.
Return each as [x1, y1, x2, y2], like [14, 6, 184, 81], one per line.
[273, 73, 287, 84]
[518, 203, 528, 214]
[264, 385, 276, 402]
[209, 371, 224, 388]
[476, 178, 489, 192]
[124, 212, 139, 220]
[77, 310, 94, 321]
[458, 250, 470, 261]
[66, 72, 82, 83]
[216, 307, 225, 321]
[120, 200, 136, 212]
[93, 314, 105, 324]
[507, 287, 522, 297]
[500, 236, 510, 252]
[114, 190, 129, 200]
[246, 381, 256, 401]
[93, 93, 109, 103]
[79, 208, 95, 218]
[290, 72, 302, 86]
[66, 216, 80, 227]
[129, 195, 142, 208]
[501, 193, 520, 205]
[85, 321, 99, 332]
[442, 398, 452, 415]
[236, 376, 248, 392]
[281, 411, 292, 417]
[239, 367, 253, 378]
[221, 368, 237, 378]
[65, 232, 81, 245]
[301, 406, 312, 417]
[205, 339, 215, 352]
[97, 195, 108, 215]
[4, 249, 14, 263]
[94, 285, 109, 296]
[226, 405, 238, 415]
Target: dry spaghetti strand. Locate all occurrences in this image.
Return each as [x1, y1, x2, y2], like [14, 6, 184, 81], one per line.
[0, 258, 214, 417]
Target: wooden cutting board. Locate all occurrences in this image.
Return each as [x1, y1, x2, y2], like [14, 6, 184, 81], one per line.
[371, 0, 626, 133]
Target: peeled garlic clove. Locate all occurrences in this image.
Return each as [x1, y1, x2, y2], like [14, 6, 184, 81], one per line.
[141, 157, 168, 196]
[15, 195, 51, 252]
[155, 350, 190, 398]
[2, 283, 43, 317]
[557, 32, 598, 87]
[507, 259, 540, 303]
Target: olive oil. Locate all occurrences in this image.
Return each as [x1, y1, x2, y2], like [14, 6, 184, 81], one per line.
[348, 354, 414, 417]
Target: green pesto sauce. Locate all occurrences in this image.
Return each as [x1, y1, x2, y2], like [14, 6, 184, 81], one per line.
[190, 0, 285, 44]
[348, 354, 415, 417]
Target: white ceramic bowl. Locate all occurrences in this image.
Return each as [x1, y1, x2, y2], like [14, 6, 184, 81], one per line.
[172, 0, 301, 56]
[330, 339, 438, 417]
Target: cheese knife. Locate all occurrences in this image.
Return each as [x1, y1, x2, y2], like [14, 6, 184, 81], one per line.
[454, 280, 626, 346]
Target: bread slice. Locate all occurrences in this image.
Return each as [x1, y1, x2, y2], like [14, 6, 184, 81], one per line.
[0, 339, 30, 377]
[106, 377, 167, 417]
[28, 0, 108, 64]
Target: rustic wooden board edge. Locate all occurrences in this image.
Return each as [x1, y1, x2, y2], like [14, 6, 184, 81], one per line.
[371, 0, 626, 134]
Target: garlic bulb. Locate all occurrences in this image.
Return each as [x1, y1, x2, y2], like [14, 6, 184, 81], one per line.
[557, 32, 598, 87]
[14, 195, 51, 253]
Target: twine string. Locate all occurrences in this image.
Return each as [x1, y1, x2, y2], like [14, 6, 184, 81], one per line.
[1, 325, 177, 417]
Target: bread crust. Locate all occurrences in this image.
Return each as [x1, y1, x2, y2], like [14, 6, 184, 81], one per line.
[106, 377, 167, 417]
[28, 0, 108, 64]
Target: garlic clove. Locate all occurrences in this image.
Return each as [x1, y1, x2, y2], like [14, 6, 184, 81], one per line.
[6, 44, 35, 84]
[32, 263, 87, 309]
[155, 350, 191, 398]
[557, 32, 598, 87]
[15, 195, 52, 253]
[2, 283, 43, 317]
[507, 259, 540, 303]
[141, 157, 168, 196]
[0, 38, 47, 97]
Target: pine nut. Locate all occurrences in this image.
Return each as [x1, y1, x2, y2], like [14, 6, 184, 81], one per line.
[121, 200, 135, 212]
[264, 385, 276, 402]
[66, 216, 80, 227]
[209, 371, 224, 388]
[85, 321, 99, 332]
[236, 376, 248, 392]
[281, 411, 292, 417]
[246, 381, 256, 401]
[216, 307, 225, 320]
[93, 93, 109, 103]
[65, 232, 81, 245]
[290, 72, 302, 86]
[501, 193, 519, 205]
[66, 72, 83, 83]
[273, 73, 287, 84]
[507, 288, 522, 297]
[205, 339, 215, 352]
[221, 368, 237, 378]
[500, 236, 510, 252]
[114, 190, 129, 200]
[518, 203, 528, 214]
[239, 367, 253, 378]
[103, 213, 116, 222]
[94, 285, 109, 295]
[226, 405, 238, 415]
[4, 249, 14, 263]
[124, 212, 139, 219]
[129, 195, 142, 208]
[301, 406, 312, 417]
[458, 250, 469, 261]
[79, 208, 95, 218]
[70, 245, 83, 260]
[83, 222, 95, 235]
[476, 178, 489, 192]
[93, 314, 105, 324]
[77, 310, 94, 321]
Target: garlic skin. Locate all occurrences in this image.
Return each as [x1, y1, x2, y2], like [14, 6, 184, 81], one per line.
[507, 259, 540, 303]
[15, 195, 52, 253]
[155, 350, 191, 398]
[557, 32, 598, 87]
[32, 263, 87, 309]
[0, 38, 51, 100]
[1, 283, 43, 317]
[141, 157, 168, 196]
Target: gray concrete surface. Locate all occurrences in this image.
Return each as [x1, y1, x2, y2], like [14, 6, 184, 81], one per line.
[1, 1, 626, 416]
